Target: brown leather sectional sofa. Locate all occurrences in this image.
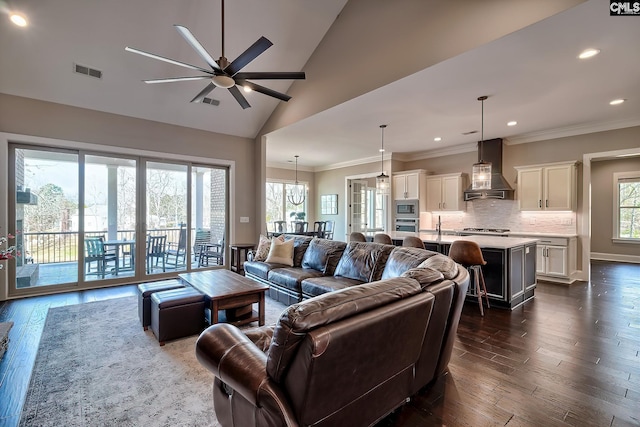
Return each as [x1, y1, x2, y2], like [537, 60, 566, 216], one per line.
[196, 237, 470, 426]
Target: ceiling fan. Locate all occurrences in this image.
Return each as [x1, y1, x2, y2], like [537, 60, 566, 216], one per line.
[124, 0, 305, 109]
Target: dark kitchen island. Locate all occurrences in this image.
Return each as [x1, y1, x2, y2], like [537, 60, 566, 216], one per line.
[373, 232, 539, 310]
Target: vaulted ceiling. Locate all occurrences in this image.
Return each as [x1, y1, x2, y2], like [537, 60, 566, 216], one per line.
[1, 0, 638, 170]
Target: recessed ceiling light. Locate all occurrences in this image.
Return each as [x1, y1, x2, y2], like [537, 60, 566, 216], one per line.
[507, 121, 517, 126]
[10, 13, 28, 27]
[434, 137, 442, 142]
[578, 48, 600, 59]
[609, 99, 625, 105]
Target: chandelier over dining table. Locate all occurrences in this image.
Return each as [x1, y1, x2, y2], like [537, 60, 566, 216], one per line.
[287, 155, 305, 206]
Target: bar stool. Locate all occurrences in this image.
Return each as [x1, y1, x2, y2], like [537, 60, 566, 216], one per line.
[448, 240, 490, 316]
[349, 232, 366, 242]
[373, 233, 393, 245]
[402, 236, 424, 249]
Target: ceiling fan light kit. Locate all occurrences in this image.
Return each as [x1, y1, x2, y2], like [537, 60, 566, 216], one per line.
[125, 0, 305, 109]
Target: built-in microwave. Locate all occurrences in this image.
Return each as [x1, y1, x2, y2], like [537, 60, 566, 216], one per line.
[394, 199, 419, 218]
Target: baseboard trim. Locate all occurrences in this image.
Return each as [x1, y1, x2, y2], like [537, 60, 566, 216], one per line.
[591, 252, 640, 264]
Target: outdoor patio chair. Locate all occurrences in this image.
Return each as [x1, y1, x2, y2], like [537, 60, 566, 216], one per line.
[166, 225, 187, 269]
[84, 236, 117, 278]
[146, 235, 167, 274]
[193, 230, 212, 262]
[198, 234, 224, 267]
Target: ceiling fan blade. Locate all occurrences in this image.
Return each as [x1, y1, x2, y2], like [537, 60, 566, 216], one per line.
[233, 72, 305, 80]
[190, 81, 217, 103]
[224, 36, 273, 76]
[228, 85, 251, 109]
[237, 80, 291, 102]
[174, 25, 222, 72]
[125, 46, 213, 74]
[144, 76, 212, 84]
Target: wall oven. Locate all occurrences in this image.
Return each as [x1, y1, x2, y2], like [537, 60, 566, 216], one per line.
[395, 218, 419, 233]
[394, 200, 419, 218]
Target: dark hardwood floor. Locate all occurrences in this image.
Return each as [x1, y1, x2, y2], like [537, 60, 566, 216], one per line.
[1, 261, 639, 426]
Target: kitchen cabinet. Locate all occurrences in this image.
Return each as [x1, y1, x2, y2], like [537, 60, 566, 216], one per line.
[393, 170, 427, 201]
[515, 162, 577, 211]
[425, 173, 465, 211]
[534, 236, 577, 283]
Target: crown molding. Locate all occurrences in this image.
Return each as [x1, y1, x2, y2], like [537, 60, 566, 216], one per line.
[313, 154, 381, 172]
[393, 142, 477, 162]
[505, 118, 640, 145]
[266, 161, 315, 172]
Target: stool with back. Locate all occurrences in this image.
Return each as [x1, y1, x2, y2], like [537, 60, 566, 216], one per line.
[448, 240, 490, 316]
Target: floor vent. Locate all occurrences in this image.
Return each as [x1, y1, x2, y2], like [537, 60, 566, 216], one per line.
[202, 97, 220, 106]
[74, 63, 103, 79]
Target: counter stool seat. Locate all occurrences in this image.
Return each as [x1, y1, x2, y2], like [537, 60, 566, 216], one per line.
[137, 279, 185, 330]
[150, 287, 206, 346]
[449, 240, 490, 316]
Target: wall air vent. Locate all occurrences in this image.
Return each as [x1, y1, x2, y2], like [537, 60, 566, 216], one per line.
[202, 97, 220, 106]
[74, 63, 102, 79]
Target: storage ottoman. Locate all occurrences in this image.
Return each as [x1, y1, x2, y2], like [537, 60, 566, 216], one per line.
[150, 287, 206, 346]
[137, 279, 185, 330]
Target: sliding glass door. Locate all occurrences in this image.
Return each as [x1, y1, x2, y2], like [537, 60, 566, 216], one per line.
[8, 144, 228, 296]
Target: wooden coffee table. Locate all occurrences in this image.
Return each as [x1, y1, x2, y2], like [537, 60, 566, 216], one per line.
[179, 270, 269, 326]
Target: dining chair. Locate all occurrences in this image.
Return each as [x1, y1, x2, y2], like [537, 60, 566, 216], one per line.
[273, 221, 287, 234]
[146, 235, 167, 274]
[312, 221, 326, 238]
[166, 225, 187, 269]
[292, 221, 308, 234]
[323, 220, 335, 240]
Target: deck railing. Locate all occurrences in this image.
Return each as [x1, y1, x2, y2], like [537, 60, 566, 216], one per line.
[23, 228, 184, 264]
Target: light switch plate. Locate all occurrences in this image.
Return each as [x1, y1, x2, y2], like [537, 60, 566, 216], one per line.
[240, 217, 249, 223]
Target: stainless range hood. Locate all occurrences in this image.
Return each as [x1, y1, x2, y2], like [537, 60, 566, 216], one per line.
[463, 138, 515, 201]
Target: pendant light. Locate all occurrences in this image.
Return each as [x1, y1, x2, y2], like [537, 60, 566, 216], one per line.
[376, 124, 390, 195]
[287, 155, 306, 206]
[471, 96, 492, 190]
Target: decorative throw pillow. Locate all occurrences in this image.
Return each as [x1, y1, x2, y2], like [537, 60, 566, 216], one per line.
[254, 234, 273, 262]
[401, 267, 444, 287]
[265, 237, 295, 266]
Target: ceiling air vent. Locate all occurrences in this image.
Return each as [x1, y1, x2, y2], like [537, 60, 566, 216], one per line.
[74, 63, 102, 79]
[462, 130, 478, 135]
[202, 97, 220, 106]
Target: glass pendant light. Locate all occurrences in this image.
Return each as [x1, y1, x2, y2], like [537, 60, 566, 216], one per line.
[376, 124, 390, 195]
[287, 155, 306, 206]
[472, 96, 492, 190]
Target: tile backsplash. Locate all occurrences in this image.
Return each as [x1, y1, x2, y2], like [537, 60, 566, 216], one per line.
[424, 199, 577, 234]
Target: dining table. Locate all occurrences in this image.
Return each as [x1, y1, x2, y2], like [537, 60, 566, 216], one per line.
[103, 239, 135, 275]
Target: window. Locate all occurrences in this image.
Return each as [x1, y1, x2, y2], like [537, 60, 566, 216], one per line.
[266, 180, 307, 229]
[614, 172, 640, 241]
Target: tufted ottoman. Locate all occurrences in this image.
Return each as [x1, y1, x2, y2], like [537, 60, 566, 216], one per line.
[137, 279, 185, 330]
[150, 287, 206, 346]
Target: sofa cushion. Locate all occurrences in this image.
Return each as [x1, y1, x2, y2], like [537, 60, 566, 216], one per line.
[244, 261, 279, 280]
[266, 238, 295, 266]
[301, 276, 364, 298]
[418, 254, 459, 280]
[285, 235, 313, 267]
[333, 242, 393, 283]
[267, 277, 422, 383]
[268, 267, 325, 292]
[401, 267, 445, 288]
[255, 234, 282, 261]
[381, 247, 438, 280]
[301, 238, 347, 275]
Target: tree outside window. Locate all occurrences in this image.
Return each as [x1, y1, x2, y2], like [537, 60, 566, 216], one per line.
[615, 172, 640, 239]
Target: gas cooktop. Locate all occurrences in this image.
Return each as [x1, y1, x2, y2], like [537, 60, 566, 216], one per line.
[462, 228, 511, 233]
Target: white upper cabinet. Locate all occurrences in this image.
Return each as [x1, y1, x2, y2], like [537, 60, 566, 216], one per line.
[425, 173, 465, 211]
[515, 162, 577, 211]
[393, 170, 427, 200]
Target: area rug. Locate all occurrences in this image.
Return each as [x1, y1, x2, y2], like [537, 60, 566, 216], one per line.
[0, 321, 13, 361]
[19, 295, 288, 426]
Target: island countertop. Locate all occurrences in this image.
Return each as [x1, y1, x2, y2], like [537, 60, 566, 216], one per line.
[373, 231, 539, 249]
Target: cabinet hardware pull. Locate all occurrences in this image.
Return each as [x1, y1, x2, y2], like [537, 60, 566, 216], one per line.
[546, 200, 549, 208]
[539, 200, 542, 208]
